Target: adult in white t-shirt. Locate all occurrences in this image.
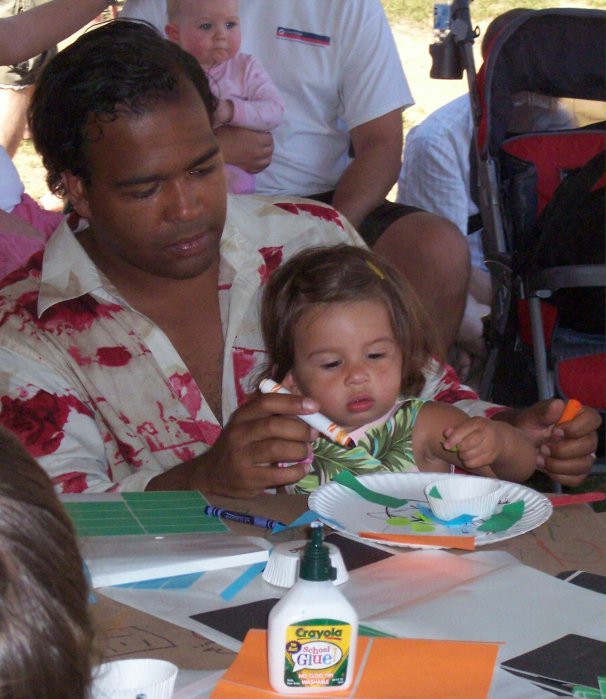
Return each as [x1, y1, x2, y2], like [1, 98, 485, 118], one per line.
[120, 0, 471, 359]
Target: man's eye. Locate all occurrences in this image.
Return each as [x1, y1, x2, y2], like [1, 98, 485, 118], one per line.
[189, 164, 216, 177]
[129, 184, 159, 200]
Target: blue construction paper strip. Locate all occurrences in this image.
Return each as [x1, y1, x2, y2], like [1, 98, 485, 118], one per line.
[113, 571, 205, 590]
[281, 508, 346, 532]
[83, 561, 98, 604]
[220, 562, 266, 602]
[417, 504, 475, 527]
[161, 572, 205, 589]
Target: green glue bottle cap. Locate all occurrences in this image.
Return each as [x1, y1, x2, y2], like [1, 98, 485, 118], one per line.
[299, 521, 337, 582]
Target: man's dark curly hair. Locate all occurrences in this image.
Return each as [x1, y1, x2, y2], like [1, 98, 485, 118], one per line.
[28, 19, 217, 197]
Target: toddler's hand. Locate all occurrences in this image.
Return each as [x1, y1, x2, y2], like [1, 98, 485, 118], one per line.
[442, 417, 505, 470]
[214, 98, 234, 127]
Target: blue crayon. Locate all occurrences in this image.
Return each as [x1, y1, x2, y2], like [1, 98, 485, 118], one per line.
[204, 505, 286, 530]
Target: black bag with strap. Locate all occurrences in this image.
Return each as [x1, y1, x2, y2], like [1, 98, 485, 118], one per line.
[520, 148, 605, 334]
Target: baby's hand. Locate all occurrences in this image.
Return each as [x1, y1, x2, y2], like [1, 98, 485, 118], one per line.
[442, 417, 505, 470]
[214, 98, 234, 127]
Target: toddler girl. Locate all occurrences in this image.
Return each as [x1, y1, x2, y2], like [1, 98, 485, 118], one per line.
[259, 244, 536, 494]
[166, 0, 284, 194]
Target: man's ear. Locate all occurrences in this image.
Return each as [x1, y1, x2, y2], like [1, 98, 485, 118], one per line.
[281, 371, 301, 395]
[165, 23, 180, 42]
[61, 172, 92, 220]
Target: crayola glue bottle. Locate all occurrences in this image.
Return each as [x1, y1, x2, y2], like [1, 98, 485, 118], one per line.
[267, 521, 358, 693]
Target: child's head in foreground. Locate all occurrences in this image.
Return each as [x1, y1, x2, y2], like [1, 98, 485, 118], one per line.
[0, 427, 94, 699]
[260, 244, 436, 431]
[166, 0, 241, 70]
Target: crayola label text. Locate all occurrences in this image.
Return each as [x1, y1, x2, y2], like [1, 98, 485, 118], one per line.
[282, 620, 352, 688]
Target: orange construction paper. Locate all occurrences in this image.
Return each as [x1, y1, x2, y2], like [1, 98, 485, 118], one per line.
[358, 531, 476, 551]
[211, 629, 499, 699]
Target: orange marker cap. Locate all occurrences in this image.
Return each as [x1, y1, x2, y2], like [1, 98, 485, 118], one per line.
[556, 399, 582, 426]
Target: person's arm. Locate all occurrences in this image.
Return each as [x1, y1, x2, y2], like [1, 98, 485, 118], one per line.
[0, 350, 121, 493]
[420, 359, 600, 485]
[147, 391, 319, 497]
[0, 0, 110, 66]
[215, 126, 274, 174]
[0, 209, 47, 241]
[225, 56, 285, 132]
[396, 113, 471, 235]
[414, 401, 537, 482]
[0, 348, 321, 495]
[330, 109, 403, 229]
[491, 400, 601, 487]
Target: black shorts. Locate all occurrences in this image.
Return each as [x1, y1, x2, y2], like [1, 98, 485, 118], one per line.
[308, 192, 423, 246]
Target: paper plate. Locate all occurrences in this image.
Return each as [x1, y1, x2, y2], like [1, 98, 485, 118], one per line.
[308, 473, 552, 548]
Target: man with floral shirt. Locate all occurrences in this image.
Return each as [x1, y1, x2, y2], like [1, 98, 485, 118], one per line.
[0, 21, 599, 496]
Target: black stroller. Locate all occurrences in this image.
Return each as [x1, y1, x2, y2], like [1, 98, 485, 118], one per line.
[429, 6, 605, 491]
[434, 6, 605, 416]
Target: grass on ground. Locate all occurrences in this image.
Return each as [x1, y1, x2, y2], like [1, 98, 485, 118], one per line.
[382, 0, 605, 26]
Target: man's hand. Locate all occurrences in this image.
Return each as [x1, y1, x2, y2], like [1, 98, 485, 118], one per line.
[493, 399, 601, 487]
[215, 125, 274, 174]
[187, 390, 320, 497]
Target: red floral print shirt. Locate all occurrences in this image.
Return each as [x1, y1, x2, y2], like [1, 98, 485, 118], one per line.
[0, 195, 500, 493]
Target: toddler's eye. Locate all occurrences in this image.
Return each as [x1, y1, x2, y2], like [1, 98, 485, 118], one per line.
[200, 22, 212, 30]
[367, 352, 386, 360]
[321, 360, 341, 370]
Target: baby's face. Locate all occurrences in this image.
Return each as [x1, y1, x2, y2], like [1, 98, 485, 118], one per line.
[170, 0, 241, 69]
[285, 300, 403, 432]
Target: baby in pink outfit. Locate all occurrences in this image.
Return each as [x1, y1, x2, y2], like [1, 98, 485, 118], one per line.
[166, 0, 284, 194]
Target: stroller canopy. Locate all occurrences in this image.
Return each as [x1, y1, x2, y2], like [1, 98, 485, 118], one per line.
[477, 8, 605, 157]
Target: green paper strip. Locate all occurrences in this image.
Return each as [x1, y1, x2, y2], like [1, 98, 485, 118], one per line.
[440, 439, 459, 454]
[477, 500, 525, 532]
[387, 517, 412, 526]
[333, 471, 408, 508]
[572, 685, 601, 699]
[359, 624, 397, 638]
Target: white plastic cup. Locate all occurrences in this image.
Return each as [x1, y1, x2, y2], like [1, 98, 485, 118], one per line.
[91, 658, 178, 699]
[425, 476, 501, 521]
[262, 540, 349, 588]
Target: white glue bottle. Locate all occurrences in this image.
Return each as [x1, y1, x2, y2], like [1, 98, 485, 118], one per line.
[267, 521, 358, 693]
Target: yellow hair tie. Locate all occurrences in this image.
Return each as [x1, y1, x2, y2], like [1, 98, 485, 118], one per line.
[366, 260, 385, 279]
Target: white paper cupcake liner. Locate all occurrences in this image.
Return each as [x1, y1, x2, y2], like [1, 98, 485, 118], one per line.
[425, 475, 501, 521]
[262, 540, 349, 587]
[91, 658, 178, 699]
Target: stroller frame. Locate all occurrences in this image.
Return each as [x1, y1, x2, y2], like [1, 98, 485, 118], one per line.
[441, 5, 605, 406]
[431, 5, 606, 491]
